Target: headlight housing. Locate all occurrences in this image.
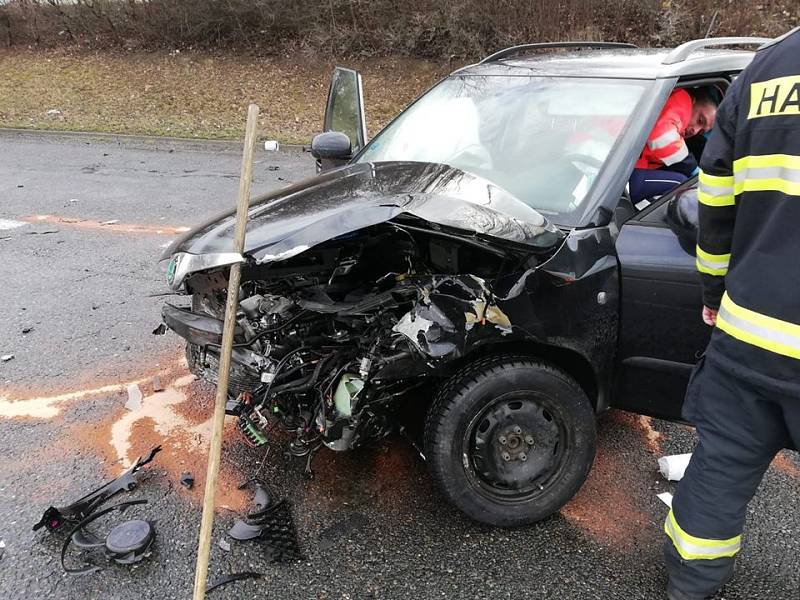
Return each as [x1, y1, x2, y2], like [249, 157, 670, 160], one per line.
[163, 252, 245, 291]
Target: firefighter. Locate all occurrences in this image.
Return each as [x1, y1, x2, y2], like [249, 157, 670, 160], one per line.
[665, 27, 800, 600]
[629, 88, 718, 203]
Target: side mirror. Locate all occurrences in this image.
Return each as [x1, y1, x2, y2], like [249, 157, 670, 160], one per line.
[311, 131, 352, 172]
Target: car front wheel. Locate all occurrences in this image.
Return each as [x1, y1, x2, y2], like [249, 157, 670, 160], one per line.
[424, 355, 596, 527]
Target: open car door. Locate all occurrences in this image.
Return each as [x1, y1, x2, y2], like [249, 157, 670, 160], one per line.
[312, 67, 367, 171]
[612, 182, 712, 421]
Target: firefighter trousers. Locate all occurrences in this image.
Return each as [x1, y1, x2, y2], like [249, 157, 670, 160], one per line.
[664, 353, 800, 599]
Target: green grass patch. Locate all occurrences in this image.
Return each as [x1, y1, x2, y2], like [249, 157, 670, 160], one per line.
[0, 49, 449, 144]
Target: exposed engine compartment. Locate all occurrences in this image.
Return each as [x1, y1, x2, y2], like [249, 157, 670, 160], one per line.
[163, 220, 531, 459]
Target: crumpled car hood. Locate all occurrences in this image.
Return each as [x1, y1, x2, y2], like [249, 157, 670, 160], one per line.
[164, 161, 564, 264]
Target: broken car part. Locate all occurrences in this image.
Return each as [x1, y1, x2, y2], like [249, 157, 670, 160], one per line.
[34, 446, 161, 532]
[228, 499, 303, 562]
[228, 485, 303, 562]
[61, 499, 154, 574]
[206, 572, 263, 594]
[180, 471, 195, 489]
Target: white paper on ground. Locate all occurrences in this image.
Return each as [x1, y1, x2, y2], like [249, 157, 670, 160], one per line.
[657, 492, 673, 508]
[658, 453, 693, 481]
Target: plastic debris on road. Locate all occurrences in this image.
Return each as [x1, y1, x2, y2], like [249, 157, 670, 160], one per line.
[218, 538, 231, 552]
[180, 471, 194, 489]
[206, 572, 262, 594]
[657, 492, 674, 508]
[658, 453, 693, 481]
[125, 384, 143, 411]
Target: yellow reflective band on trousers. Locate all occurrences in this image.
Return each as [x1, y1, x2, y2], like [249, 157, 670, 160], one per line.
[698, 171, 735, 206]
[732, 154, 800, 197]
[695, 246, 730, 276]
[717, 293, 800, 360]
[664, 509, 741, 561]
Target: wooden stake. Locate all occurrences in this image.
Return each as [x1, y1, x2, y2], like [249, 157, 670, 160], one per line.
[192, 103, 260, 600]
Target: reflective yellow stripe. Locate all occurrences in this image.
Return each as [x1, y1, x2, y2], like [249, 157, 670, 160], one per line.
[698, 191, 736, 206]
[717, 293, 800, 360]
[698, 170, 735, 206]
[735, 177, 800, 196]
[664, 509, 741, 560]
[695, 246, 729, 276]
[733, 154, 800, 197]
[733, 154, 800, 171]
[699, 172, 735, 187]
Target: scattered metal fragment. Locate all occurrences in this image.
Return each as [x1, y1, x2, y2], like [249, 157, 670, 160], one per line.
[34, 446, 161, 532]
[206, 572, 263, 594]
[22, 327, 33, 334]
[152, 375, 164, 392]
[61, 499, 153, 574]
[180, 471, 194, 489]
[1, 355, 13, 362]
[101, 219, 120, 225]
[218, 538, 231, 552]
[125, 383, 144, 411]
[267, 165, 280, 171]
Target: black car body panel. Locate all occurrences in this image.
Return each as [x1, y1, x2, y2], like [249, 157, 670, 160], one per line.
[167, 162, 564, 263]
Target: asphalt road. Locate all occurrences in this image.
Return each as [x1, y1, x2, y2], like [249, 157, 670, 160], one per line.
[0, 131, 798, 600]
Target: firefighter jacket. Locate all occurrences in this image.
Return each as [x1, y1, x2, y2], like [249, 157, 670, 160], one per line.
[697, 27, 800, 390]
[636, 89, 695, 171]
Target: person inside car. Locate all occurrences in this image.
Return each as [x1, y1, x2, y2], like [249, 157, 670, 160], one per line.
[629, 88, 719, 203]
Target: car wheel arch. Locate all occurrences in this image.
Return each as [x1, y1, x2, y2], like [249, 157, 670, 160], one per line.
[443, 340, 600, 411]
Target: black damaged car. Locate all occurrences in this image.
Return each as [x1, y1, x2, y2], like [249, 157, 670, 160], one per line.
[158, 39, 768, 526]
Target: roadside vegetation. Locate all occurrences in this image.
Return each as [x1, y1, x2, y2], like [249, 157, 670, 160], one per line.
[0, 0, 796, 142]
[0, 50, 446, 143]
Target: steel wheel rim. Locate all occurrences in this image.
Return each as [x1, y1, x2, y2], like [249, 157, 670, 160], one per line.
[462, 390, 571, 503]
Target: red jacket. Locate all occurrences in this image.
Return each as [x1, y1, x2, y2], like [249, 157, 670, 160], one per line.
[635, 89, 692, 170]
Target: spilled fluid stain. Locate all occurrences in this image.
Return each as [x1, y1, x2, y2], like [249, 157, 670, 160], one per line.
[23, 214, 190, 236]
[636, 415, 665, 455]
[0, 362, 249, 511]
[0, 377, 153, 419]
[97, 375, 248, 510]
[773, 451, 800, 478]
[110, 374, 207, 468]
[560, 411, 654, 550]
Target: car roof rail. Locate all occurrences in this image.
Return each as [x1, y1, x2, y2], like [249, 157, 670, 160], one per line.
[662, 37, 772, 65]
[479, 41, 637, 64]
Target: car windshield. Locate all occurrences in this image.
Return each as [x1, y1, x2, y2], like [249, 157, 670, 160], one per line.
[357, 75, 650, 223]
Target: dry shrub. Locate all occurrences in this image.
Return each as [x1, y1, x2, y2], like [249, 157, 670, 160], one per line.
[0, 0, 797, 56]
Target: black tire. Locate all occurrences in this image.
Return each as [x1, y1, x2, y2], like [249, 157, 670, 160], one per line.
[424, 355, 596, 527]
